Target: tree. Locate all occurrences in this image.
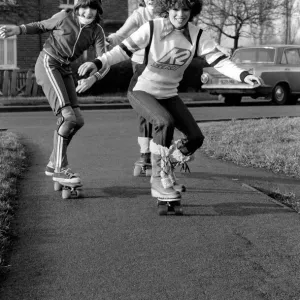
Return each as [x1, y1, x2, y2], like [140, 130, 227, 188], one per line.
[282, 0, 300, 44]
[199, 0, 283, 49]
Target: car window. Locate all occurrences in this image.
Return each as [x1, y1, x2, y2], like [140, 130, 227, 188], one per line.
[232, 48, 275, 63]
[281, 49, 300, 65]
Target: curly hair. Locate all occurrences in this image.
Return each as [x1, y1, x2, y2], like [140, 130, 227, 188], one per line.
[138, 0, 146, 7]
[74, 0, 103, 23]
[153, 0, 202, 21]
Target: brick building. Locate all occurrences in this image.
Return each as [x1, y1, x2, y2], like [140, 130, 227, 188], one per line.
[0, 0, 135, 70]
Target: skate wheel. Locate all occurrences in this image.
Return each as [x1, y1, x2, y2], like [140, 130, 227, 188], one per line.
[62, 189, 71, 199]
[158, 204, 168, 216]
[76, 189, 83, 198]
[54, 181, 62, 191]
[133, 165, 142, 177]
[145, 168, 152, 177]
[174, 205, 183, 215]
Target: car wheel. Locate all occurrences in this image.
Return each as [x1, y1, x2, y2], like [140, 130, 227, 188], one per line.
[272, 84, 288, 105]
[223, 95, 242, 106]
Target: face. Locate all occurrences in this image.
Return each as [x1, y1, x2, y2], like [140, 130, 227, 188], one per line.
[169, 3, 191, 29]
[78, 6, 97, 20]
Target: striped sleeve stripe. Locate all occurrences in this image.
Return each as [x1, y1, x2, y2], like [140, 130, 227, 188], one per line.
[43, 54, 65, 108]
[126, 37, 141, 52]
[119, 43, 133, 58]
[209, 54, 227, 67]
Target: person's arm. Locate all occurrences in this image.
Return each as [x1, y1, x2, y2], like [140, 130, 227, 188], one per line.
[107, 11, 140, 47]
[197, 37, 260, 85]
[0, 10, 66, 38]
[78, 21, 151, 77]
[76, 25, 111, 93]
[216, 44, 232, 57]
[20, 10, 66, 34]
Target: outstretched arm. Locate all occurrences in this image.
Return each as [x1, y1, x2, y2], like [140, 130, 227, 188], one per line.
[198, 39, 261, 86]
[78, 21, 151, 77]
[0, 10, 65, 37]
[0, 25, 20, 38]
[106, 12, 140, 47]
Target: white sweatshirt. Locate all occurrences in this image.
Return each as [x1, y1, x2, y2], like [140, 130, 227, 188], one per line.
[97, 18, 249, 99]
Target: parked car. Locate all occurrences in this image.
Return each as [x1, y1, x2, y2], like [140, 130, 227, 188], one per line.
[201, 45, 300, 105]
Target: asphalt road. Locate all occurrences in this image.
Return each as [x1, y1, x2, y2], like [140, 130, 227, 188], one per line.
[1, 107, 300, 299]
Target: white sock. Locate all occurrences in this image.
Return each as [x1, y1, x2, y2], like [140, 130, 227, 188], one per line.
[138, 137, 151, 153]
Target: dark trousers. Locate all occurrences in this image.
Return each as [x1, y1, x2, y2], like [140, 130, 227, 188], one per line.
[127, 90, 204, 155]
[132, 62, 152, 139]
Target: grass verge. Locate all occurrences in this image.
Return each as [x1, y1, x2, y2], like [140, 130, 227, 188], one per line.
[201, 117, 300, 212]
[0, 92, 218, 106]
[0, 131, 27, 268]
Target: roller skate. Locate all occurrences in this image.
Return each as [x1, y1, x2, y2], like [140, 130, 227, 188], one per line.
[149, 142, 183, 216]
[52, 168, 83, 199]
[45, 163, 80, 177]
[168, 140, 195, 193]
[151, 177, 183, 216]
[133, 152, 152, 177]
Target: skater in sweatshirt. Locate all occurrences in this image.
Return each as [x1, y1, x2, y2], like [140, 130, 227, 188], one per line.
[0, 0, 109, 185]
[77, 0, 261, 200]
[78, 0, 231, 180]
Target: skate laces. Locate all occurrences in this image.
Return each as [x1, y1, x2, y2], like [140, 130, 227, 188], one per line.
[61, 168, 78, 178]
[169, 141, 193, 173]
[172, 161, 191, 173]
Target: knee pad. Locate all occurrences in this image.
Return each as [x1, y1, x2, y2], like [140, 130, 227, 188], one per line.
[73, 107, 85, 129]
[57, 106, 77, 138]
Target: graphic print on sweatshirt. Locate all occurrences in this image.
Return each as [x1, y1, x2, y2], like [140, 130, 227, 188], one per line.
[151, 48, 192, 71]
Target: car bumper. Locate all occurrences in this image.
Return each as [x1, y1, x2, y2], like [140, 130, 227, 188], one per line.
[201, 84, 272, 95]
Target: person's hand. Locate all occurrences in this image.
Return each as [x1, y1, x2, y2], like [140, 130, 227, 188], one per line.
[216, 45, 232, 57]
[0, 25, 21, 38]
[78, 62, 97, 76]
[244, 75, 261, 86]
[76, 76, 97, 93]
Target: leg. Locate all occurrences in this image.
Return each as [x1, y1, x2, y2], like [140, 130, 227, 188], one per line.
[128, 91, 175, 148]
[128, 91, 180, 199]
[137, 116, 152, 153]
[47, 107, 84, 172]
[130, 64, 153, 175]
[133, 116, 153, 177]
[164, 96, 204, 155]
[35, 52, 81, 182]
[154, 96, 205, 191]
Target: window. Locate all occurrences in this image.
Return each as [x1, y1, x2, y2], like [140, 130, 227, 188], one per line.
[59, 0, 75, 9]
[281, 49, 300, 65]
[232, 48, 275, 64]
[0, 35, 17, 69]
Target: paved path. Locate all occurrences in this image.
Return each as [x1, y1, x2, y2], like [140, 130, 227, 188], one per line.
[1, 110, 300, 299]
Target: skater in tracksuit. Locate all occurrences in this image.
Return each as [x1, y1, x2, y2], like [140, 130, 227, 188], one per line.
[77, 0, 261, 200]
[0, 0, 109, 185]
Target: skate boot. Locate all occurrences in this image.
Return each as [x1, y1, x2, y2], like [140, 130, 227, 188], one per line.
[150, 145, 182, 215]
[168, 140, 195, 192]
[168, 165, 186, 193]
[52, 167, 81, 184]
[45, 163, 80, 177]
[133, 152, 152, 177]
[149, 143, 181, 201]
